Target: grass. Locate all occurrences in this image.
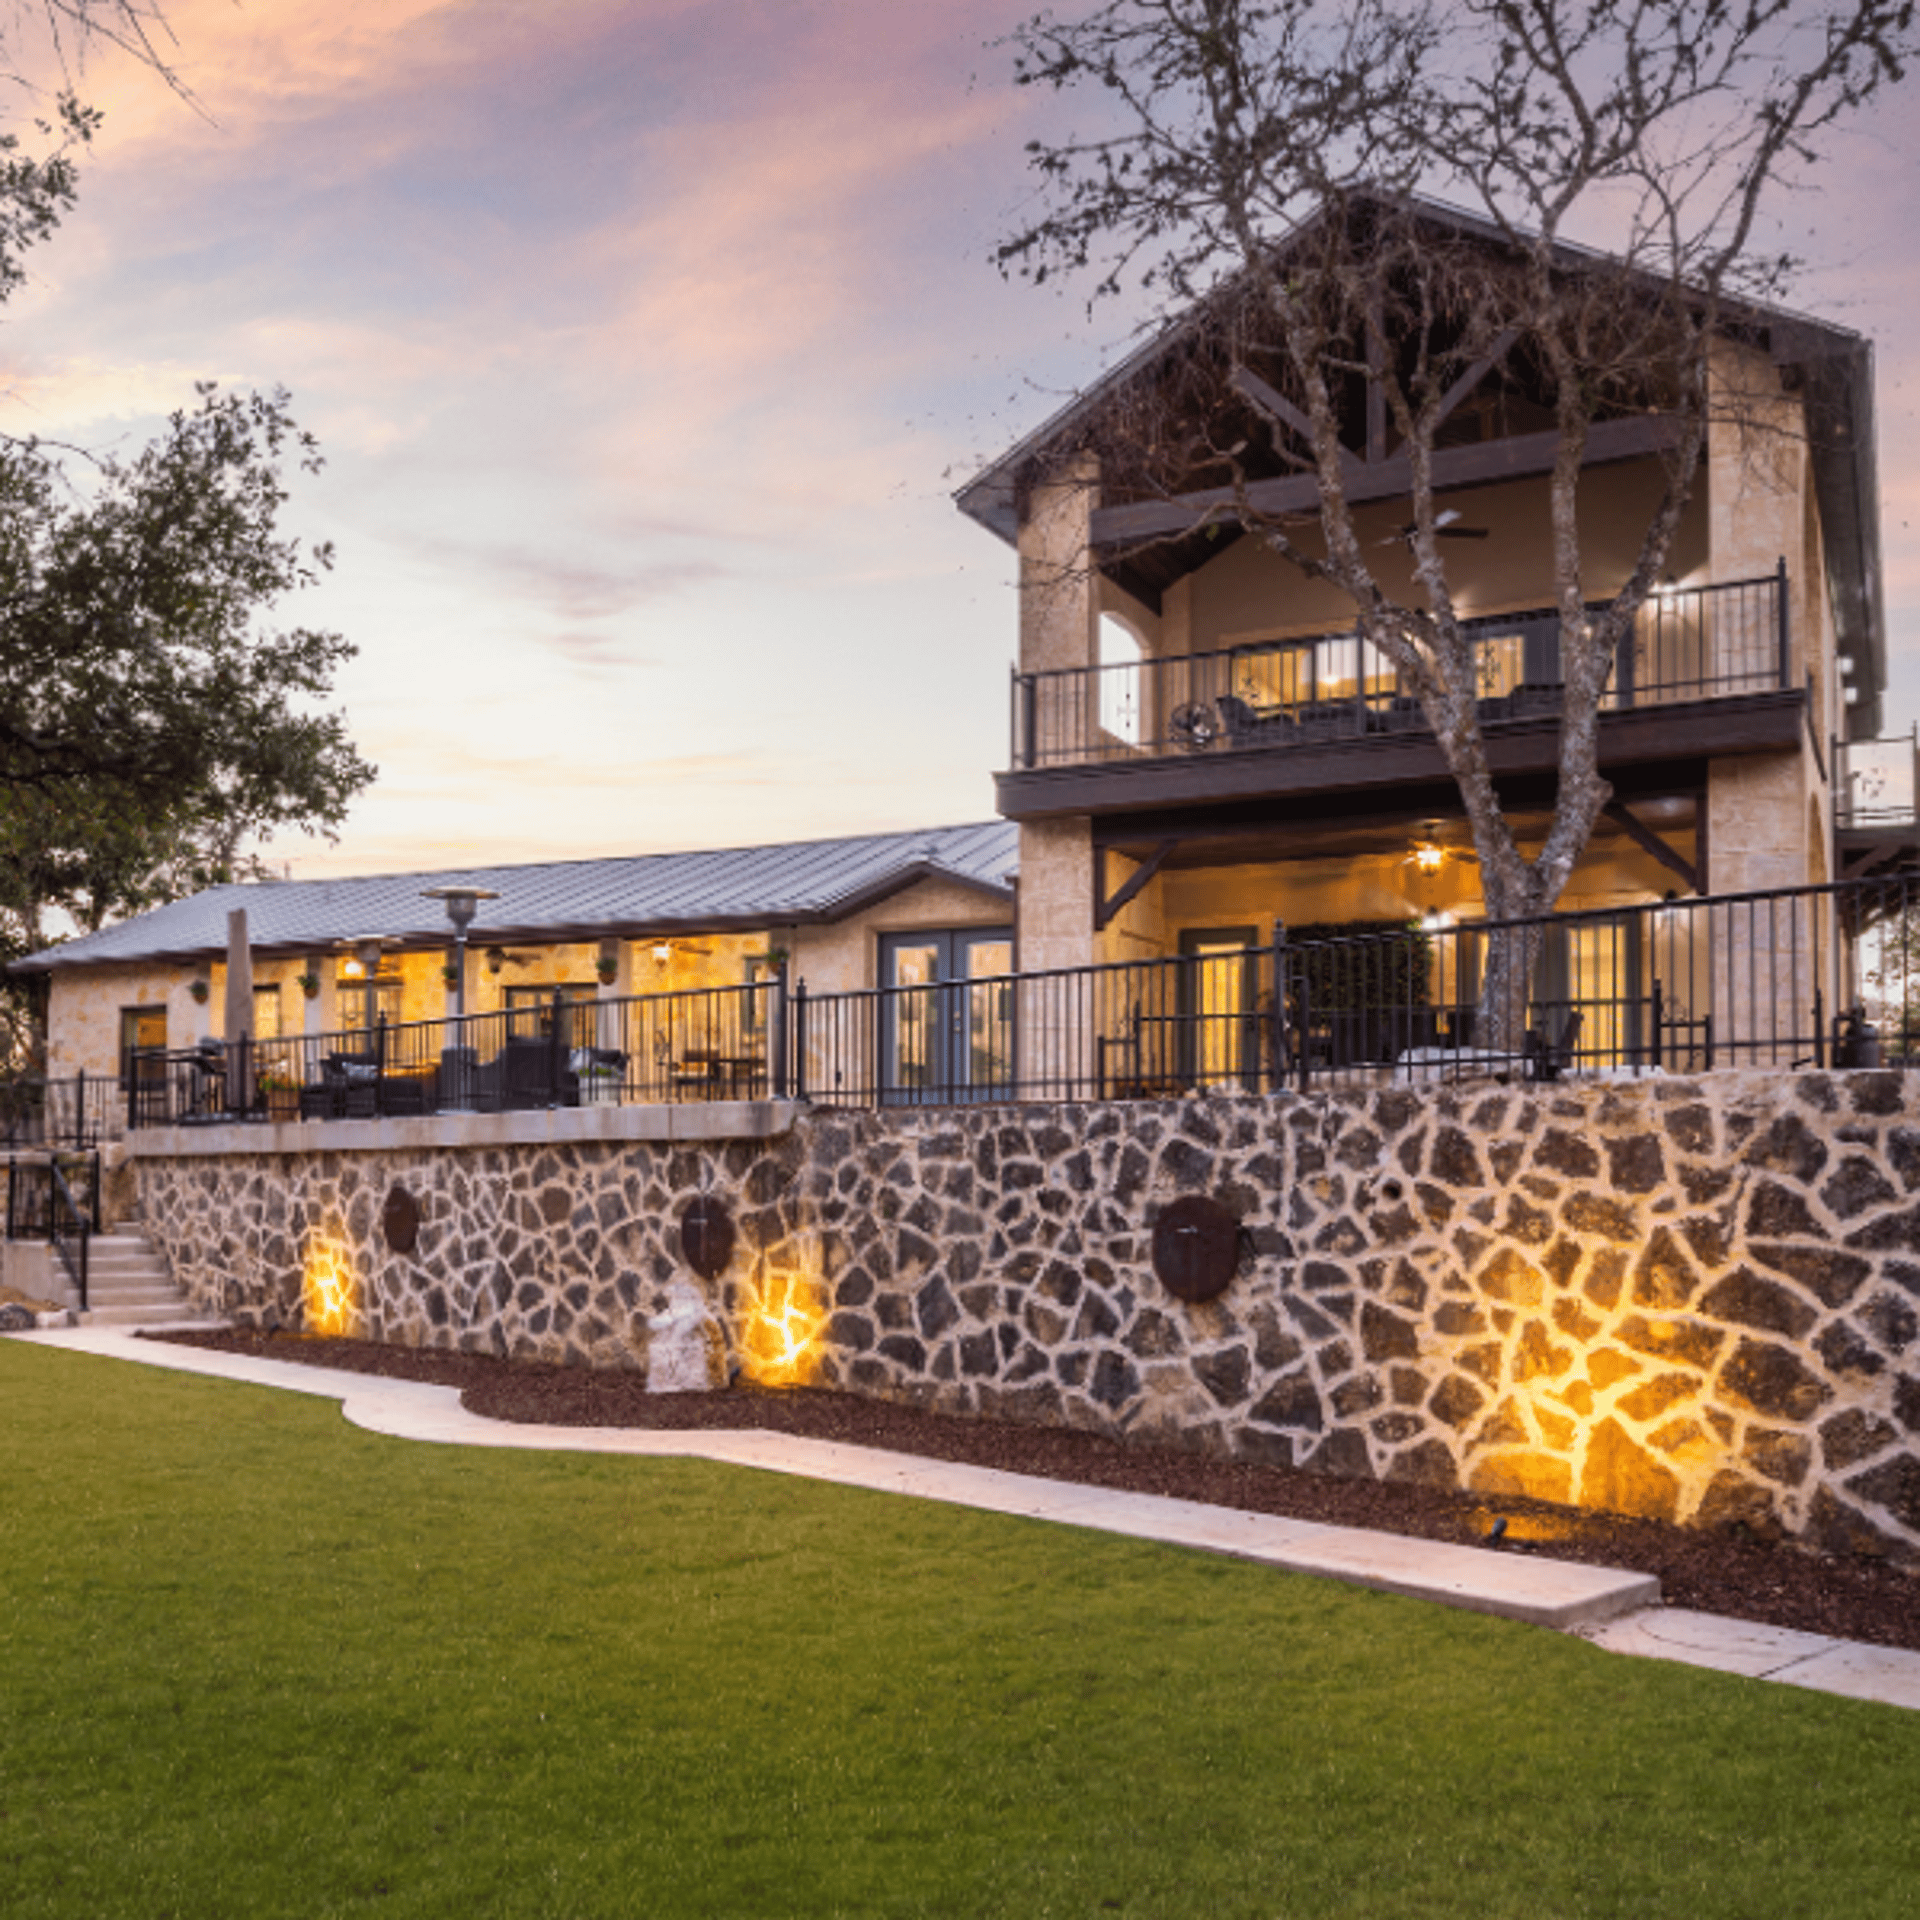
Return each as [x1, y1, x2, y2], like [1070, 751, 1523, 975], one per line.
[2, 1342, 1918, 1920]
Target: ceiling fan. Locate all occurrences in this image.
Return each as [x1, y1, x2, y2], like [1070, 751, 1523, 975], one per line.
[1382, 509, 1490, 546]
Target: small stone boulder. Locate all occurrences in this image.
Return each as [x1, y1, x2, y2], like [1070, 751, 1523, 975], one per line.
[646, 1279, 720, 1392]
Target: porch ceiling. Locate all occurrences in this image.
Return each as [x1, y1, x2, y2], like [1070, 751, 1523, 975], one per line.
[1095, 793, 1696, 873]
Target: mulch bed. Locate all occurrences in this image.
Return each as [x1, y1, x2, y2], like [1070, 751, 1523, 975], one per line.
[145, 1326, 1920, 1655]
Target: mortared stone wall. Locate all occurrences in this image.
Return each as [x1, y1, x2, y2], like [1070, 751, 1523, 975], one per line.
[137, 1070, 1920, 1562]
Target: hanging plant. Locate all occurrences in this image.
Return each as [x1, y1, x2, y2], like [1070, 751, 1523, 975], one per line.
[595, 959, 619, 984]
[441, 963, 461, 987]
[188, 979, 210, 1005]
[295, 971, 321, 1000]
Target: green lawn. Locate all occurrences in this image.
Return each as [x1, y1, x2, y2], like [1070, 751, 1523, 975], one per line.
[2, 1342, 1917, 1920]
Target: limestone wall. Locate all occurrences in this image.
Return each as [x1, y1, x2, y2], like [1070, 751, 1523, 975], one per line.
[136, 1070, 1919, 1562]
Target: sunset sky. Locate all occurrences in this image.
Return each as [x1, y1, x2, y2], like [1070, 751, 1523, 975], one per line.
[7, 0, 1920, 880]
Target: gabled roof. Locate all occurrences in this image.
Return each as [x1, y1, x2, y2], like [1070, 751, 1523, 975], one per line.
[956, 189, 1887, 735]
[15, 820, 1021, 973]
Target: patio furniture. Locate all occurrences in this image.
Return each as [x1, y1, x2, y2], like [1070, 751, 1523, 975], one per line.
[299, 1052, 383, 1121]
[1524, 1008, 1585, 1082]
[1215, 695, 1298, 749]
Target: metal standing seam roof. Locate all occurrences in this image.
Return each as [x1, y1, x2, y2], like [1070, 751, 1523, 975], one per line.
[14, 820, 1021, 973]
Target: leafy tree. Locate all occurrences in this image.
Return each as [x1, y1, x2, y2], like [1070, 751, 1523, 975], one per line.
[0, 7, 374, 1063]
[998, 0, 1914, 1044]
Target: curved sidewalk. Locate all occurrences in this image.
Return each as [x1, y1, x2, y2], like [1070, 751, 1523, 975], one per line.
[13, 1324, 1920, 1713]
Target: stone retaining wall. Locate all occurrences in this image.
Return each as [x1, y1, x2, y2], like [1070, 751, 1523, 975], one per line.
[138, 1071, 1920, 1562]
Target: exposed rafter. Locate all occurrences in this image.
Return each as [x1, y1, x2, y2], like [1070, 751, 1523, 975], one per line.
[1228, 367, 1363, 481]
[1094, 837, 1180, 931]
[1602, 801, 1697, 892]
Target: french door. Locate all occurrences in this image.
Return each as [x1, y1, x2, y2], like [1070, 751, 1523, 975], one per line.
[878, 928, 1015, 1103]
[1178, 927, 1259, 1089]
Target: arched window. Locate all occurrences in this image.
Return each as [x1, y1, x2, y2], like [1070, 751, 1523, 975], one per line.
[1099, 614, 1143, 746]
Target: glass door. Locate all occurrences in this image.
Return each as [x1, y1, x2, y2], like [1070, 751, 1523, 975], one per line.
[1178, 928, 1258, 1089]
[879, 929, 1014, 1103]
[1533, 915, 1638, 1067]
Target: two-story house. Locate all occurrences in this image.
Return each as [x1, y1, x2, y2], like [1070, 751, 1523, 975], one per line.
[12, 206, 1898, 1111]
[953, 205, 1887, 1076]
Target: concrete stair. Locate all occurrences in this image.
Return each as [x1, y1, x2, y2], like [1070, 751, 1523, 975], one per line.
[60, 1217, 199, 1327]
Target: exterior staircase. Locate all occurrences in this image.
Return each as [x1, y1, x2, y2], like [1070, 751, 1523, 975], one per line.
[60, 1214, 201, 1327]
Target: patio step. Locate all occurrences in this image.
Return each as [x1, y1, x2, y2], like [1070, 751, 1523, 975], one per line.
[61, 1227, 198, 1327]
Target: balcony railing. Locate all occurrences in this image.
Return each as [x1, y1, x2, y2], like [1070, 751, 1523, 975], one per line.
[1009, 569, 1789, 770]
[1836, 726, 1920, 831]
[118, 872, 1920, 1128]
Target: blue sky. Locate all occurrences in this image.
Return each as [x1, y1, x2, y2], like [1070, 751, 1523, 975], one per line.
[7, 0, 1919, 879]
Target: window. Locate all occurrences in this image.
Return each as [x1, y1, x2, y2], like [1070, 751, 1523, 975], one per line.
[118, 1006, 167, 1087]
[504, 982, 597, 1047]
[338, 969, 403, 1034]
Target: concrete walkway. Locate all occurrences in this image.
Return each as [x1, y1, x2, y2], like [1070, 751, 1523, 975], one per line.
[12, 1324, 1920, 1713]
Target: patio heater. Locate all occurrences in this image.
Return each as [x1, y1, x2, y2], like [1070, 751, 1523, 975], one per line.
[421, 886, 499, 1110]
[420, 886, 499, 1022]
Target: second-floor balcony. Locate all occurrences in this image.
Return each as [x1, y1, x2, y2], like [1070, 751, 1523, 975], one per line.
[1001, 569, 1803, 817]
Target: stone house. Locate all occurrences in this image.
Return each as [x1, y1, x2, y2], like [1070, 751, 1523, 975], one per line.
[954, 201, 1894, 1069]
[15, 203, 1904, 1099]
[18, 821, 1017, 1091]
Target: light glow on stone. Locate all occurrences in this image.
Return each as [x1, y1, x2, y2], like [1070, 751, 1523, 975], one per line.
[742, 1270, 826, 1387]
[302, 1238, 356, 1337]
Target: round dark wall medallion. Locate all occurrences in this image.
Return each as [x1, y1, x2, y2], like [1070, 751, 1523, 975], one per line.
[381, 1183, 421, 1256]
[1151, 1195, 1239, 1304]
[680, 1195, 735, 1280]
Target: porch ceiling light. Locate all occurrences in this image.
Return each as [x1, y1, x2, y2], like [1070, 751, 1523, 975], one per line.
[337, 934, 398, 977]
[652, 940, 673, 965]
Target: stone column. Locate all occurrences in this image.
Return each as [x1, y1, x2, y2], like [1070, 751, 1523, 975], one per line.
[305, 954, 339, 1039]
[595, 938, 632, 1053]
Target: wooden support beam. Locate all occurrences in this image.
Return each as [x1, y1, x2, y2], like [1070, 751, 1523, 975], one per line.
[1839, 837, 1920, 881]
[1228, 368, 1362, 481]
[1432, 328, 1520, 429]
[1096, 838, 1179, 931]
[1092, 414, 1685, 547]
[1604, 800, 1697, 893]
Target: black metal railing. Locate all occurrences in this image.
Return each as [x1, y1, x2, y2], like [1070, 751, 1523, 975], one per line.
[0, 1070, 122, 1150]
[117, 871, 1920, 1129]
[1009, 568, 1789, 770]
[127, 979, 784, 1129]
[791, 875, 1918, 1101]
[1836, 726, 1920, 830]
[6, 1150, 99, 1309]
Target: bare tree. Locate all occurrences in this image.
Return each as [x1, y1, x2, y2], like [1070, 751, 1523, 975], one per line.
[998, 0, 1914, 1045]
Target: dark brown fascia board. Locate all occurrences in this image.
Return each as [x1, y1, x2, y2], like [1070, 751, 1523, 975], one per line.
[1093, 413, 1684, 546]
[14, 865, 1019, 978]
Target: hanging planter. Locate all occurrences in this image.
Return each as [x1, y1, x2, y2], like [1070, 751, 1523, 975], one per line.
[441, 963, 461, 988]
[595, 960, 619, 985]
[188, 979, 211, 1005]
[295, 971, 321, 1000]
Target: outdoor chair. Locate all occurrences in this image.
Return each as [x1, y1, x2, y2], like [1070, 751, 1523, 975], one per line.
[1524, 1008, 1584, 1082]
[299, 1051, 382, 1121]
[1215, 694, 1298, 749]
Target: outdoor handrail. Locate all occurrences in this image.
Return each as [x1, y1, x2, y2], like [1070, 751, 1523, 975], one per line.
[1009, 567, 1789, 769]
[46, 1153, 94, 1312]
[114, 866, 1920, 1125]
